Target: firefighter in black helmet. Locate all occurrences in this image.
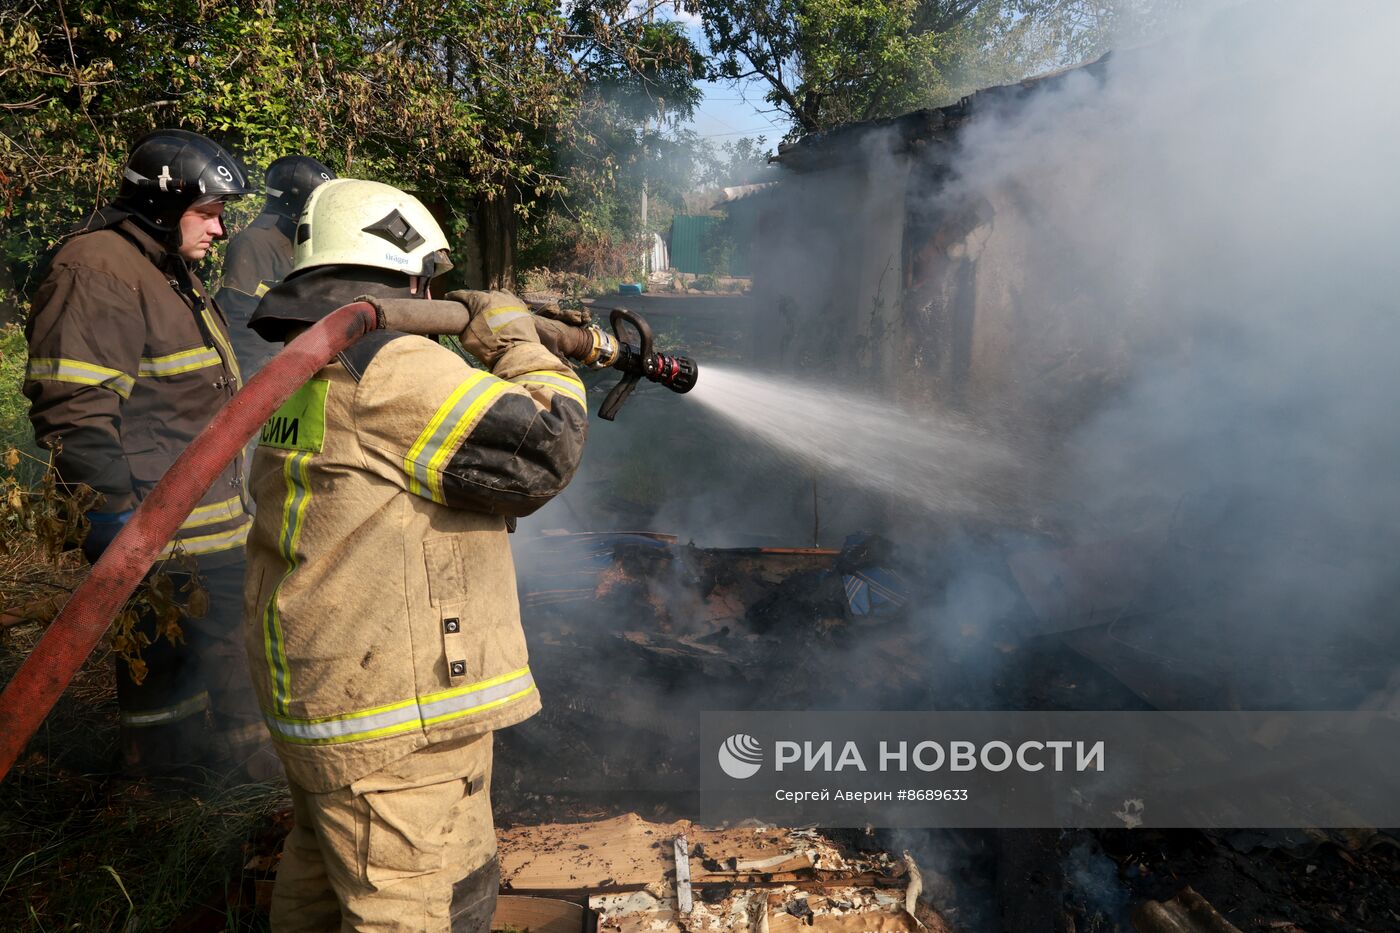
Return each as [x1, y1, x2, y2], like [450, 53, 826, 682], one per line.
[216, 155, 335, 374]
[24, 128, 274, 780]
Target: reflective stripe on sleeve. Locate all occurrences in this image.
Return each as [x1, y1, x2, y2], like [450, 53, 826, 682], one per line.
[119, 691, 210, 727]
[138, 346, 223, 377]
[264, 667, 537, 745]
[484, 305, 529, 333]
[402, 370, 510, 503]
[26, 357, 135, 398]
[179, 495, 245, 530]
[509, 370, 587, 411]
[158, 519, 251, 559]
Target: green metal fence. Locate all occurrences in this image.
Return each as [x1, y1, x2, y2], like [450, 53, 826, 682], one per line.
[668, 214, 716, 274]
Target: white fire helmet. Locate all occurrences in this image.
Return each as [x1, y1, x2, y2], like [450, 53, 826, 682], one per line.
[290, 178, 452, 279]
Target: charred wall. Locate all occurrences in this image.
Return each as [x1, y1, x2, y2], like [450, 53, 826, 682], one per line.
[755, 57, 1132, 444]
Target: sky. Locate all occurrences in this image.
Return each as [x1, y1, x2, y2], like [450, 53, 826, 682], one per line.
[688, 76, 789, 146]
[660, 9, 792, 151]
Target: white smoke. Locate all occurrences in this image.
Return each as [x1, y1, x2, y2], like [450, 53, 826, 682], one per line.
[924, 0, 1400, 689]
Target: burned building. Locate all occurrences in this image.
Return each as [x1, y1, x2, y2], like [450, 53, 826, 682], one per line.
[747, 54, 1157, 441]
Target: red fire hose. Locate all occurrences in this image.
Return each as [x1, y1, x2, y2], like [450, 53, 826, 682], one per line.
[0, 302, 379, 781]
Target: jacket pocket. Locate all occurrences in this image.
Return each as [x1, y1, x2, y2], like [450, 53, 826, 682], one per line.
[357, 779, 460, 885]
[423, 536, 464, 605]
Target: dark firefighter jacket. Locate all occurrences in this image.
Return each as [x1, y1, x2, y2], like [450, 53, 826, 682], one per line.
[215, 212, 293, 374]
[242, 286, 589, 792]
[24, 218, 251, 566]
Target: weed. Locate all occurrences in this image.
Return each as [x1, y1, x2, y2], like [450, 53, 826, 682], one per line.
[0, 451, 256, 930]
[0, 324, 38, 469]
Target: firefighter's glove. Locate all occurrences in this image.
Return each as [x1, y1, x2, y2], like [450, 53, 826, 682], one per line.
[82, 509, 133, 564]
[529, 301, 593, 328]
[444, 289, 539, 369]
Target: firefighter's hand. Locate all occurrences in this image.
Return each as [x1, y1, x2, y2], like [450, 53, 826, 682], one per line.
[527, 300, 593, 328]
[524, 301, 596, 362]
[82, 509, 133, 564]
[443, 289, 539, 368]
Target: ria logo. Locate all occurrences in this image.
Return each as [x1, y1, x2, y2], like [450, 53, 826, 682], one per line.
[718, 733, 763, 779]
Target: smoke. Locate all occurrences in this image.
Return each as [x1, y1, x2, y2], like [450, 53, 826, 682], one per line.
[931, 0, 1400, 699]
[504, 0, 1400, 823]
[703, 0, 1400, 710]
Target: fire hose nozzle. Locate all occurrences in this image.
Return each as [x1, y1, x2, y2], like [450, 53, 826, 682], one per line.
[593, 306, 698, 420]
[614, 340, 698, 394]
[532, 306, 697, 418]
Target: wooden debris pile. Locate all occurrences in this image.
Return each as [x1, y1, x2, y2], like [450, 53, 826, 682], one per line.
[493, 813, 952, 932]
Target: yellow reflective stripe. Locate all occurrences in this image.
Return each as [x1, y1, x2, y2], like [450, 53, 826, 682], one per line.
[262, 451, 312, 715]
[158, 519, 251, 558]
[484, 304, 529, 333]
[179, 495, 244, 530]
[254, 282, 270, 297]
[138, 346, 222, 377]
[26, 357, 135, 398]
[264, 667, 537, 745]
[403, 370, 500, 501]
[423, 381, 509, 503]
[120, 691, 210, 726]
[510, 370, 587, 411]
[199, 304, 242, 389]
[421, 682, 536, 727]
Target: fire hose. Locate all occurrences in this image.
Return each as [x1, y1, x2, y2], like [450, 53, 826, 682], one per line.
[0, 298, 697, 781]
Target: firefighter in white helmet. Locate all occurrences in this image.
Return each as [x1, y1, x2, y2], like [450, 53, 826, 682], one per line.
[243, 179, 588, 930]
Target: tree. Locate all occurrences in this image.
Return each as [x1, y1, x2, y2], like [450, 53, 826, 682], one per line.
[0, 0, 717, 304]
[684, 0, 1134, 135]
[697, 135, 772, 189]
[518, 1, 707, 278]
[0, 0, 580, 307]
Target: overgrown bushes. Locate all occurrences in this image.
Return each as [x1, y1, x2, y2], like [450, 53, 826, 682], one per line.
[1, 324, 34, 460]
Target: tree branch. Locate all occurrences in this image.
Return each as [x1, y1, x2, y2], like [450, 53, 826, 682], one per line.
[102, 99, 180, 119]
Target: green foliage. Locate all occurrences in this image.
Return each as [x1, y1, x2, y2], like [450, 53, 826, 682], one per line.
[517, 4, 707, 277]
[700, 215, 736, 275]
[683, 0, 1136, 134]
[0, 324, 34, 457]
[697, 135, 773, 189]
[0, 0, 581, 314]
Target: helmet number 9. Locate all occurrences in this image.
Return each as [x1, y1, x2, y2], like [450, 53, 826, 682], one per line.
[216, 165, 234, 181]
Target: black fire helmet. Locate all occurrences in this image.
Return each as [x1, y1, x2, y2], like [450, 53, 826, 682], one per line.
[263, 155, 336, 219]
[109, 128, 252, 243]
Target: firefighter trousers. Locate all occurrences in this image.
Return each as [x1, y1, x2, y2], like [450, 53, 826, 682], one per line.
[271, 732, 498, 933]
[115, 559, 273, 779]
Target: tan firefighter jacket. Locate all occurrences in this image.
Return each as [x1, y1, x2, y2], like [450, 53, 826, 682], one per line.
[24, 217, 250, 566]
[242, 291, 588, 792]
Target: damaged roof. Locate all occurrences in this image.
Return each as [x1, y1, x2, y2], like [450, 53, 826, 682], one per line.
[773, 53, 1112, 173]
